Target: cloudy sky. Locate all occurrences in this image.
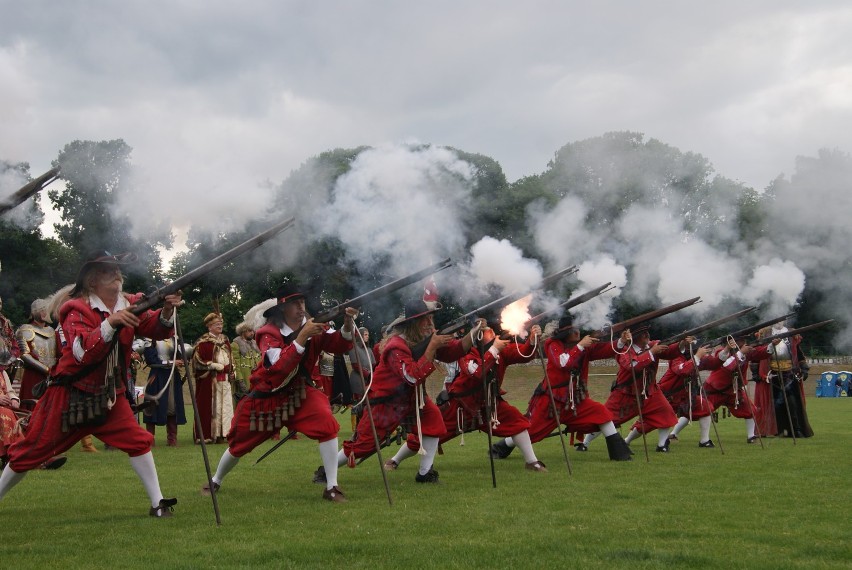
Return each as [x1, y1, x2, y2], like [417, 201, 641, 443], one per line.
[2, 1, 851, 224]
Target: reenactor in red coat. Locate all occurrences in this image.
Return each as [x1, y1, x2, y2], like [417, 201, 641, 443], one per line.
[0, 251, 182, 517]
[203, 284, 357, 503]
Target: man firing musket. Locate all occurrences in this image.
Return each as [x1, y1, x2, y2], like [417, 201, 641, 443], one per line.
[491, 283, 640, 463]
[578, 297, 701, 459]
[658, 307, 757, 449]
[340, 265, 576, 487]
[0, 217, 295, 522]
[203, 259, 454, 504]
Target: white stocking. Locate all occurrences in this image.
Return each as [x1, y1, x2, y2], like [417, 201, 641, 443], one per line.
[212, 449, 240, 485]
[510, 430, 538, 463]
[129, 452, 164, 508]
[0, 466, 27, 500]
[418, 436, 439, 476]
[319, 439, 339, 490]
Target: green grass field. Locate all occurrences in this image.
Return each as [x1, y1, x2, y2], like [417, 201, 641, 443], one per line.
[3, 365, 851, 569]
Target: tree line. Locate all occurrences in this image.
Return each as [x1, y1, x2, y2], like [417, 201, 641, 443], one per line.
[0, 133, 847, 350]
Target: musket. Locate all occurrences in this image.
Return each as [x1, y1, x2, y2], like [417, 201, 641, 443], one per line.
[311, 258, 454, 323]
[501, 282, 615, 339]
[0, 167, 60, 216]
[144, 217, 295, 526]
[660, 306, 757, 345]
[411, 265, 578, 359]
[130, 217, 297, 315]
[704, 312, 796, 347]
[752, 320, 834, 346]
[590, 297, 702, 339]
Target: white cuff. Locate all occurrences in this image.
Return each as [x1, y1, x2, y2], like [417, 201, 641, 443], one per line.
[100, 320, 116, 342]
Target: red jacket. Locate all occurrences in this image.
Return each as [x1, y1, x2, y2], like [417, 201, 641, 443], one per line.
[369, 335, 467, 400]
[250, 322, 352, 392]
[53, 293, 172, 393]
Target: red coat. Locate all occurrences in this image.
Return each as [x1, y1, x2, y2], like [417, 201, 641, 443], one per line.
[193, 333, 232, 382]
[369, 335, 467, 400]
[541, 338, 617, 399]
[704, 345, 770, 394]
[612, 341, 681, 396]
[450, 338, 535, 413]
[52, 294, 172, 393]
[250, 322, 352, 392]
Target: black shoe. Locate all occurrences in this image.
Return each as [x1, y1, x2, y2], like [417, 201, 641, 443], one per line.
[574, 443, 588, 452]
[41, 456, 67, 470]
[489, 440, 514, 459]
[415, 468, 440, 483]
[604, 434, 633, 461]
[656, 439, 670, 453]
[149, 497, 177, 518]
[312, 465, 327, 484]
[747, 436, 760, 444]
[698, 440, 715, 448]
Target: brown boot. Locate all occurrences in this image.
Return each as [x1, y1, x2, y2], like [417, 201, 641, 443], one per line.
[80, 435, 99, 453]
[145, 423, 156, 447]
[166, 417, 178, 447]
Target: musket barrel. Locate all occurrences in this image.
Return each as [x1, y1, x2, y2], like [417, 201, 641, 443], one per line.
[313, 258, 453, 323]
[661, 306, 757, 344]
[753, 319, 834, 346]
[591, 296, 701, 337]
[0, 167, 61, 216]
[131, 217, 296, 315]
[705, 311, 797, 347]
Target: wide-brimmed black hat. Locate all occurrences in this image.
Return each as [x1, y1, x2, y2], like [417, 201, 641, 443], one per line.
[71, 250, 137, 296]
[551, 313, 578, 340]
[262, 283, 307, 318]
[630, 324, 651, 336]
[395, 299, 439, 327]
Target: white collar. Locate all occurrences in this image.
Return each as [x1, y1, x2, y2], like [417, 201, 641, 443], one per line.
[89, 293, 129, 314]
[280, 316, 307, 337]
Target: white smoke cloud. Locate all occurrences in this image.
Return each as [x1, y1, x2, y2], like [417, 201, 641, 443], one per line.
[527, 195, 593, 269]
[570, 255, 627, 327]
[741, 257, 806, 314]
[319, 143, 475, 281]
[657, 241, 743, 311]
[465, 236, 543, 296]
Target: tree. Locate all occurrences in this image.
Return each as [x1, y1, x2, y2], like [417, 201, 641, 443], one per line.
[49, 139, 172, 291]
[0, 160, 75, 324]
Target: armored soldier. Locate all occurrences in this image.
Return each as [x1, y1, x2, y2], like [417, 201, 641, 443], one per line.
[14, 299, 58, 410]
